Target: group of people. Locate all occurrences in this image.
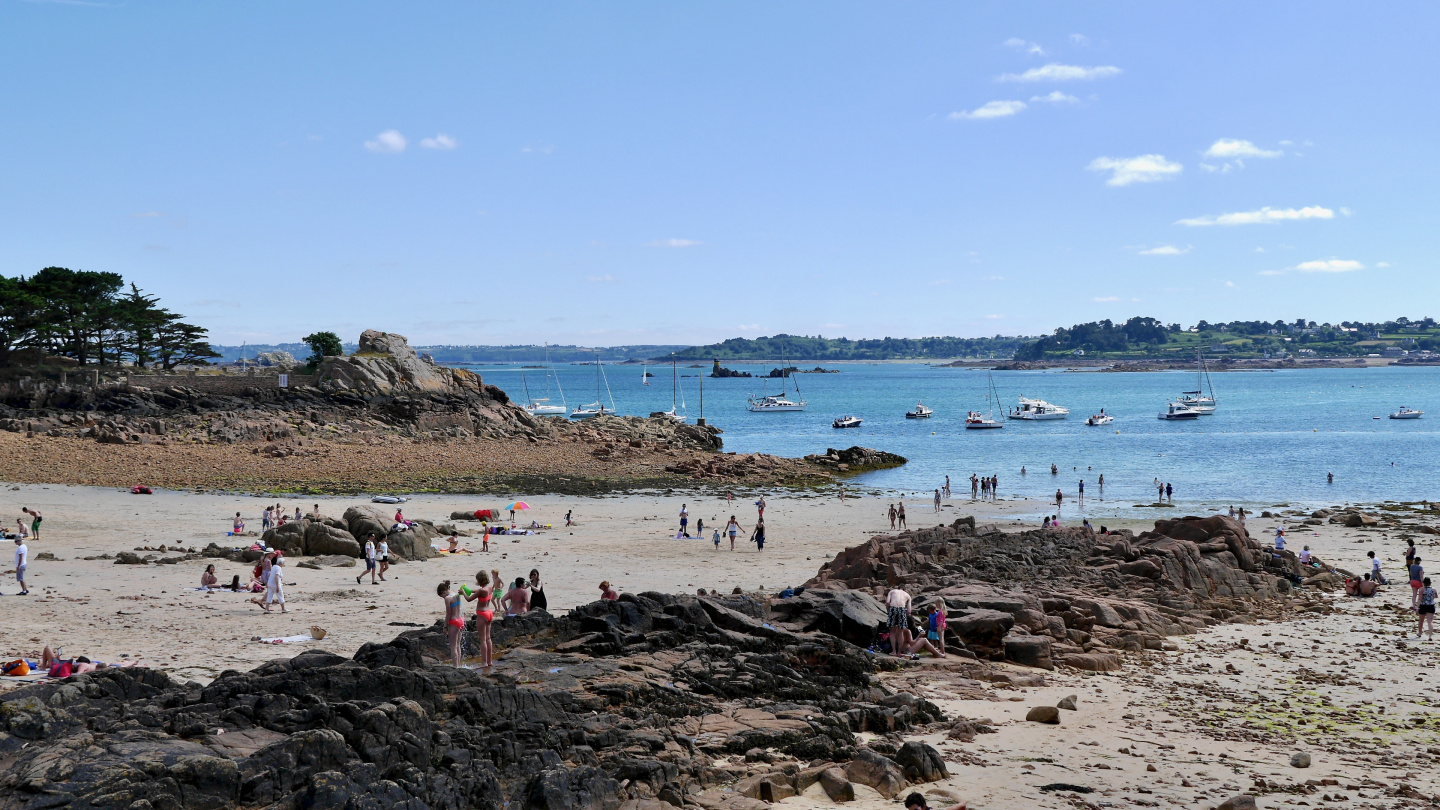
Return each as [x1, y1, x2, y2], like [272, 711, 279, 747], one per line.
[968, 474, 999, 501]
[679, 504, 768, 551]
[880, 585, 948, 659]
[1, 508, 38, 595]
[438, 568, 548, 668]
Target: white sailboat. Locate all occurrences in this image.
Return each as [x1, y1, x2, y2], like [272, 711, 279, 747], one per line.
[747, 344, 807, 412]
[1174, 350, 1217, 414]
[657, 358, 687, 422]
[522, 343, 568, 416]
[571, 354, 618, 419]
[641, 364, 650, 386]
[966, 372, 1004, 429]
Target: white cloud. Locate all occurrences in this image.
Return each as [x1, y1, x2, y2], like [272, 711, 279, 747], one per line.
[1004, 38, 1045, 56]
[1340, 207, 1353, 216]
[1087, 154, 1183, 186]
[1224, 281, 1235, 288]
[1203, 139, 1282, 159]
[1070, 34, 1090, 46]
[1138, 244, 1189, 256]
[1377, 261, 1391, 268]
[1255, 247, 1266, 252]
[1030, 91, 1079, 104]
[949, 100, 1027, 120]
[999, 63, 1121, 82]
[645, 238, 702, 248]
[1295, 259, 1363, 273]
[585, 274, 615, 283]
[1093, 296, 1121, 302]
[1175, 206, 1334, 226]
[737, 323, 761, 331]
[364, 129, 407, 153]
[420, 133, 458, 150]
[521, 144, 553, 155]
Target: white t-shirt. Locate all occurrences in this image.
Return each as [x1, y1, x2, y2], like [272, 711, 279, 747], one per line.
[15, 543, 27, 568]
[1299, 549, 1311, 563]
[364, 540, 376, 561]
[1372, 558, 1382, 574]
[378, 541, 389, 560]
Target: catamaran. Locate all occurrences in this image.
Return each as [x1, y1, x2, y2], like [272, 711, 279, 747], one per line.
[965, 372, 1004, 429]
[571, 355, 618, 419]
[521, 343, 568, 416]
[1007, 396, 1069, 420]
[747, 344, 807, 412]
[1174, 350, 1218, 414]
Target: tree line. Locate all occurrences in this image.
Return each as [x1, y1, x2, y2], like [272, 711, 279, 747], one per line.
[0, 267, 220, 369]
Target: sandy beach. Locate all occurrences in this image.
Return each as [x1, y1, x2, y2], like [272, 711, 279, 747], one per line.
[3, 481, 1439, 806]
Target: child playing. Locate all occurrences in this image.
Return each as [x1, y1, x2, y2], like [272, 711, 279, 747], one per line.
[440, 581, 464, 667]
[1419, 577, 1437, 640]
[712, 529, 721, 550]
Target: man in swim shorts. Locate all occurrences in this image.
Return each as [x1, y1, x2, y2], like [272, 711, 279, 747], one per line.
[22, 508, 41, 541]
[886, 586, 913, 655]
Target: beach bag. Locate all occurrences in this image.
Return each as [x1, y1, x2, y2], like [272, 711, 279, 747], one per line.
[48, 661, 72, 678]
[2, 659, 29, 676]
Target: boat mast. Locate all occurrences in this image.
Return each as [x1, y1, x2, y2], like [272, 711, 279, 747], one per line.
[546, 343, 566, 408]
[600, 356, 616, 412]
[521, 370, 532, 405]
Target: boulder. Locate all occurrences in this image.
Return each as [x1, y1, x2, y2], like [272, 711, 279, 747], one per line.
[305, 522, 362, 557]
[844, 749, 905, 799]
[388, 522, 440, 561]
[114, 552, 146, 565]
[1025, 706, 1061, 724]
[768, 588, 889, 647]
[1003, 634, 1054, 670]
[894, 742, 948, 783]
[818, 767, 855, 802]
[1058, 653, 1122, 673]
[1290, 752, 1311, 768]
[343, 505, 393, 544]
[1057, 695, 1078, 711]
[949, 609, 1015, 649]
[1215, 796, 1258, 810]
[315, 330, 452, 396]
[262, 523, 308, 556]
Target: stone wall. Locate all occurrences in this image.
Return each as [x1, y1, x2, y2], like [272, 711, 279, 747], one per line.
[124, 372, 318, 396]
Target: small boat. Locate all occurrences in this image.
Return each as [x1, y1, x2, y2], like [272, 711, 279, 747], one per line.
[1158, 403, 1201, 420]
[1007, 397, 1069, 420]
[370, 495, 408, 504]
[1085, 411, 1114, 426]
[520, 368, 568, 415]
[1390, 406, 1424, 419]
[905, 401, 933, 419]
[570, 403, 611, 419]
[832, 415, 863, 429]
[965, 410, 1003, 429]
[571, 354, 618, 419]
[1175, 351, 1219, 414]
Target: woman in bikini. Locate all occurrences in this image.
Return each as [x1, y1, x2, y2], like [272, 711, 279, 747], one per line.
[439, 581, 464, 667]
[463, 570, 498, 670]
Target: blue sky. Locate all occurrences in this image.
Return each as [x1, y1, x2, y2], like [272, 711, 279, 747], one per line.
[3, 2, 1435, 346]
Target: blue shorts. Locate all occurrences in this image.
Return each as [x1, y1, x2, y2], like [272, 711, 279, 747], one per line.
[366, 558, 376, 570]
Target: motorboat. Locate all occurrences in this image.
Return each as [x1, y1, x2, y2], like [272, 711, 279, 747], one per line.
[1390, 406, 1424, 419]
[832, 415, 863, 429]
[905, 401, 933, 419]
[570, 403, 610, 419]
[965, 410, 1003, 429]
[1007, 397, 1069, 420]
[1085, 411, 1114, 426]
[1158, 403, 1201, 420]
[747, 394, 806, 412]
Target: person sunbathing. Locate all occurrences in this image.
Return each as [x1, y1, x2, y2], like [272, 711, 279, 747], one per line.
[446, 535, 475, 554]
[201, 564, 219, 589]
[1358, 573, 1379, 597]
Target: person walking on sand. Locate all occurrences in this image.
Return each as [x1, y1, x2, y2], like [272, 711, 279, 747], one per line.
[678, 504, 689, 538]
[264, 557, 287, 613]
[1418, 578, 1437, 639]
[712, 528, 722, 550]
[1368, 550, 1387, 585]
[897, 502, 907, 528]
[358, 535, 378, 585]
[750, 518, 766, 552]
[464, 570, 497, 670]
[22, 508, 41, 541]
[888, 504, 897, 529]
[377, 536, 390, 581]
[885, 585, 914, 656]
[1055, 489, 1063, 513]
[440, 581, 464, 667]
[933, 489, 942, 513]
[565, 509, 573, 527]
[725, 515, 741, 551]
[944, 475, 951, 499]
[1410, 557, 1426, 608]
[13, 536, 29, 596]
[755, 495, 766, 518]
[262, 506, 272, 532]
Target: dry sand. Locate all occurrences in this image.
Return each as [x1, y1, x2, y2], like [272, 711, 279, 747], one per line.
[2, 483, 1438, 807]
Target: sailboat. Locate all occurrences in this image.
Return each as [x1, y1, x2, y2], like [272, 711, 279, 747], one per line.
[571, 354, 618, 419]
[658, 358, 687, 422]
[747, 344, 807, 412]
[965, 371, 1004, 429]
[522, 343, 568, 416]
[1174, 350, 1218, 414]
[641, 364, 650, 385]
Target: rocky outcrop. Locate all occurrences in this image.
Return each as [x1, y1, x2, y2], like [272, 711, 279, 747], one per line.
[802, 513, 1340, 670]
[804, 446, 908, 473]
[342, 505, 439, 561]
[0, 592, 948, 810]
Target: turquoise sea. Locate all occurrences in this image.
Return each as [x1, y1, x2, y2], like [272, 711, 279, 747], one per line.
[473, 362, 1439, 517]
